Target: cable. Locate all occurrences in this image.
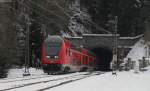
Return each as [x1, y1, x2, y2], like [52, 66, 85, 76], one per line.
[11, 0, 112, 34]
[15, 0, 112, 36]
[46, 0, 111, 34]
[17, 1, 64, 33]
[28, 0, 68, 22]
[46, 0, 71, 18]
[86, 19, 112, 34]
[48, 1, 111, 34]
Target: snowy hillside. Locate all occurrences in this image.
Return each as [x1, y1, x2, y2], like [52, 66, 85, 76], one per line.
[63, 0, 92, 37]
[125, 39, 150, 62]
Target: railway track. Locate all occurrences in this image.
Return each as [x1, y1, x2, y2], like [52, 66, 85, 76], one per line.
[0, 74, 50, 83]
[37, 72, 103, 91]
[0, 72, 78, 83]
[0, 73, 48, 81]
[0, 72, 103, 91]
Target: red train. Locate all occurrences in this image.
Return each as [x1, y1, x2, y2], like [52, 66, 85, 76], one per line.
[41, 35, 96, 74]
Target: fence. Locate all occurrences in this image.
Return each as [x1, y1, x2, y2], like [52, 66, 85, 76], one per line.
[123, 57, 149, 71]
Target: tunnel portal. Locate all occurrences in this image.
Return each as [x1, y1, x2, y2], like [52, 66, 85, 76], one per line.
[91, 47, 113, 71]
[68, 34, 142, 71]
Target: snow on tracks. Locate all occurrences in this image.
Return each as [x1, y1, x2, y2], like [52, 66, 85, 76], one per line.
[0, 72, 103, 91]
[0, 74, 50, 83]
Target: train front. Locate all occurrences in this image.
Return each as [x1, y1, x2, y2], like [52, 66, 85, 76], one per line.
[41, 36, 65, 74]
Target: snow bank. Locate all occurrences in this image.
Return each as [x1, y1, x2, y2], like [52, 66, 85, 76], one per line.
[48, 68, 150, 91]
[125, 39, 149, 61]
[7, 68, 44, 78]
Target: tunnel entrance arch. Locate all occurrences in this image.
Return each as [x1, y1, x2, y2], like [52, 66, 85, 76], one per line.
[67, 34, 143, 71]
[91, 47, 113, 71]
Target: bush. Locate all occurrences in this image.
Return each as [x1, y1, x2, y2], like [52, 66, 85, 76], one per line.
[0, 49, 10, 78]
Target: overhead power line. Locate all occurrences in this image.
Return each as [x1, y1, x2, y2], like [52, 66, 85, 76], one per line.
[46, 0, 71, 18]
[17, 1, 64, 33]
[16, 0, 111, 34]
[46, 0, 111, 34]
[28, 0, 68, 22]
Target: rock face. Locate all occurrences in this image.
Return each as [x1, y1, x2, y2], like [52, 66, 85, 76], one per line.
[144, 16, 150, 43]
[67, 0, 92, 37]
[0, 0, 17, 78]
[0, 1, 17, 63]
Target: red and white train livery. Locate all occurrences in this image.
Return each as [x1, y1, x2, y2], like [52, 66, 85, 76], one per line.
[41, 36, 96, 74]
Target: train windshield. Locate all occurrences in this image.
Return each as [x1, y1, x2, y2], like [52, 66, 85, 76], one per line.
[45, 42, 61, 56]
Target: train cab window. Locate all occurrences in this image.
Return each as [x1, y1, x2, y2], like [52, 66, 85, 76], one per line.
[45, 41, 62, 56]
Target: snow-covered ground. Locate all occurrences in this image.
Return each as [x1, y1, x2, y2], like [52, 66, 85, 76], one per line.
[47, 39, 150, 91]
[0, 72, 95, 91]
[7, 68, 44, 78]
[47, 68, 150, 91]
[0, 67, 150, 91]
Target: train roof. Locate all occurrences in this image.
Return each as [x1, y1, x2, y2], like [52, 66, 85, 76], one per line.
[45, 35, 63, 43]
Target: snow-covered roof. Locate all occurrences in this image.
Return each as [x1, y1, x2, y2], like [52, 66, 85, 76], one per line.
[119, 34, 143, 40]
[118, 46, 133, 48]
[124, 39, 149, 61]
[83, 34, 120, 37]
[46, 35, 63, 43]
[66, 36, 83, 39]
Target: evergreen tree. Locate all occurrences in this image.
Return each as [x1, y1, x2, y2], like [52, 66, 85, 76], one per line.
[0, 49, 9, 78]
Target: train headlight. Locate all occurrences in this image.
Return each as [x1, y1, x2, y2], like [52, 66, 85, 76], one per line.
[55, 56, 59, 58]
[46, 56, 50, 58]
